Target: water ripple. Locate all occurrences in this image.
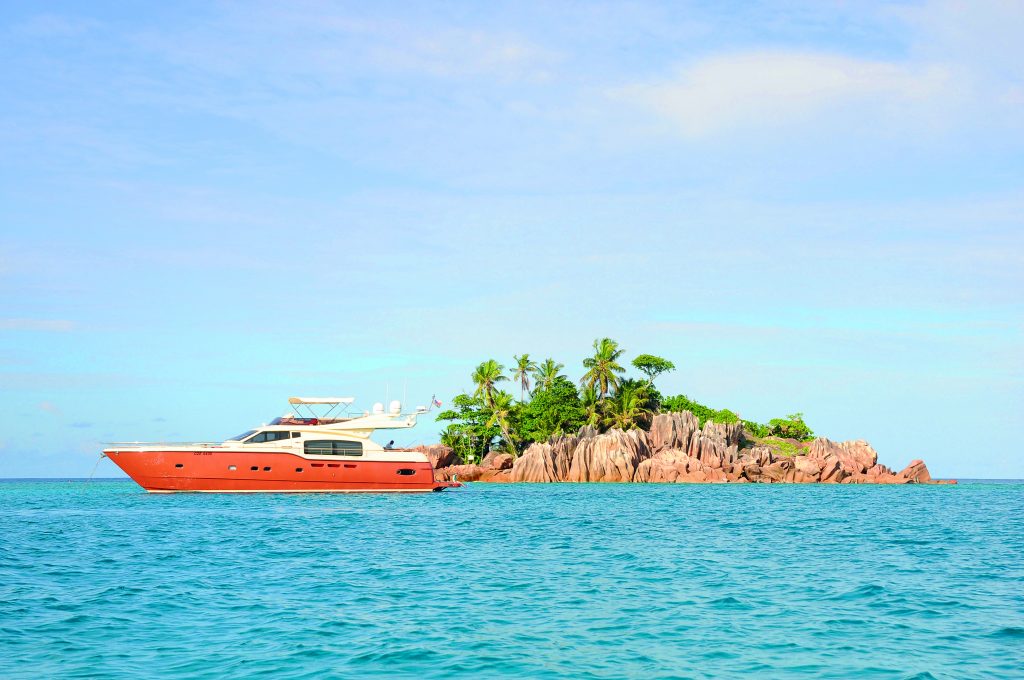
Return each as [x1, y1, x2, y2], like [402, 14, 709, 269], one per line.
[1, 480, 1023, 678]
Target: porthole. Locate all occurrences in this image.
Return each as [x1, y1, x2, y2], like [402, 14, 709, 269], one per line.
[295, 467, 303, 473]
[175, 463, 184, 468]
[250, 466, 259, 471]
[396, 469, 416, 476]
[228, 465, 237, 471]
[263, 466, 271, 472]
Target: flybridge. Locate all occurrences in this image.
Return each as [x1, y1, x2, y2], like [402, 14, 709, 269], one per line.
[287, 396, 357, 421]
[284, 395, 436, 424]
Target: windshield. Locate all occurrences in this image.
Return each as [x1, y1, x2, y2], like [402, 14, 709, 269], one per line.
[225, 429, 257, 441]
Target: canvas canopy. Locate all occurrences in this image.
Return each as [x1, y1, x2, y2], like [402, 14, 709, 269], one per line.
[287, 397, 355, 405]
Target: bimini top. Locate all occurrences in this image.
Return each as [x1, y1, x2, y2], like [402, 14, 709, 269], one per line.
[288, 397, 355, 405]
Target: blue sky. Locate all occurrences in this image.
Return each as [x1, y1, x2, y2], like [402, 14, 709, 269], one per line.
[1, 0, 1021, 478]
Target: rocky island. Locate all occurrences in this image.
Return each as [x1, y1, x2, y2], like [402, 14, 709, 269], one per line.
[422, 409, 951, 484]
[428, 338, 953, 485]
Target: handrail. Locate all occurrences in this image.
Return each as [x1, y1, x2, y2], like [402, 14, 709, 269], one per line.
[104, 441, 228, 447]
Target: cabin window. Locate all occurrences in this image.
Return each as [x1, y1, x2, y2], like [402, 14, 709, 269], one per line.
[304, 440, 363, 456]
[246, 431, 291, 444]
[291, 432, 301, 438]
[228, 465, 237, 471]
[396, 469, 416, 476]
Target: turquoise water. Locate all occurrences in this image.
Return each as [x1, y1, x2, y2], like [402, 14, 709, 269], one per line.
[1, 480, 1022, 679]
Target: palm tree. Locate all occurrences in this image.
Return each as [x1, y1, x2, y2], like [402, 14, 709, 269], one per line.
[602, 382, 654, 431]
[581, 337, 626, 398]
[472, 359, 508, 407]
[580, 383, 603, 429]
[485, 390, 518, 456]
[532, 358, 565, 391]
[512, 354, 538, 402]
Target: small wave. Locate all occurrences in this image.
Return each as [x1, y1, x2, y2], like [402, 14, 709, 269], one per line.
[707, 595, 743, 607]
[990, 626, 1024, 639]
[828, 583, 887, 600]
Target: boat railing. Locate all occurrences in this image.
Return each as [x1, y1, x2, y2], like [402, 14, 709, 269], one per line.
[104, 441, 226, 448]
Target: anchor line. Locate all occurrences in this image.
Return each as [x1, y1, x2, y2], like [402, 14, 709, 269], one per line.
[87, 453, 106, 483]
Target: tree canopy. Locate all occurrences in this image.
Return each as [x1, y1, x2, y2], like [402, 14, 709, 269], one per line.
[511, 354, 537, 402]
[631, 354, 675, 385]
[471, 359, 507, 406]
[581, 337, 626, 397]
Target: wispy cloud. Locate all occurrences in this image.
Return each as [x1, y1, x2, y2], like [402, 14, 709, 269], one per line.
[135, 5, 557, 84]
[611, 51, 955, 139]
[0, 319, 76, 332]
[609, 1, 1024, 143]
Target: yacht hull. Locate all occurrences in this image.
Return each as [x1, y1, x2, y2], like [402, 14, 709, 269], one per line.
[103, 449, 454, 493]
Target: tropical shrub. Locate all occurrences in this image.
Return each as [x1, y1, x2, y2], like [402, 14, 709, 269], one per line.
[660, 394, 736, 426]
[767, 413, 814, 441]
[436, 393, 501, 463]
[518, 376, 585, 442]
[602, 380, 657, 431]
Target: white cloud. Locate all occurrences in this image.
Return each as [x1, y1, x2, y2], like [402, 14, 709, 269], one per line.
[612, 51, 956, 139]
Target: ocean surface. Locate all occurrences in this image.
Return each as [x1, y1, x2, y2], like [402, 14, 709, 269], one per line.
[1, 480, 1022, 679]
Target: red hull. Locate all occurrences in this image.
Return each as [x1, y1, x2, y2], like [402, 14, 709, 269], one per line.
[104, 449, 457, 493]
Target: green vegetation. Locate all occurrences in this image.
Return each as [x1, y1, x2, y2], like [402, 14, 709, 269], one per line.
[512, 354, 537, 402]
[767, 413, 814, 440]
[661, 394, 738, 427]
[437, 339, 818, 462]
[471, 359, 507, 406]
[532, 358, 565, 391]
[581, 337, 626, 397]
[631, 354, 675, 386]
[519, 376, 584, 441]
[762, 437, 803, 457]
[602, 379, 656, 431]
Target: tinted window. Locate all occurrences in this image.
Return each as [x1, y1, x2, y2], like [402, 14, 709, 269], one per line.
[247, 431, 291, 444]
[304, 440, 363, 456]
[305, 440, 334, 456]
[333, 440, 363, 456]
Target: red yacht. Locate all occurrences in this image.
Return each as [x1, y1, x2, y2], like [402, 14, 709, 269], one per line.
[103, 397, 459, 493]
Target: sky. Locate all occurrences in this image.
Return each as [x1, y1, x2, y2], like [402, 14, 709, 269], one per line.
[0, 0, 1021, 479]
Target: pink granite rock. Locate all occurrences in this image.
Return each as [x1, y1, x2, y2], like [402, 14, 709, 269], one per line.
[807, 438, 878, 474]
[648, 412, 700, 454]
[435, 464, 486, 482]
[898, 459, 932, 483]
[565, 428, 651, 482]
[509, 438, 576, 482]
[485, 453, 514, 470]
[415, 444, 458, 470]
